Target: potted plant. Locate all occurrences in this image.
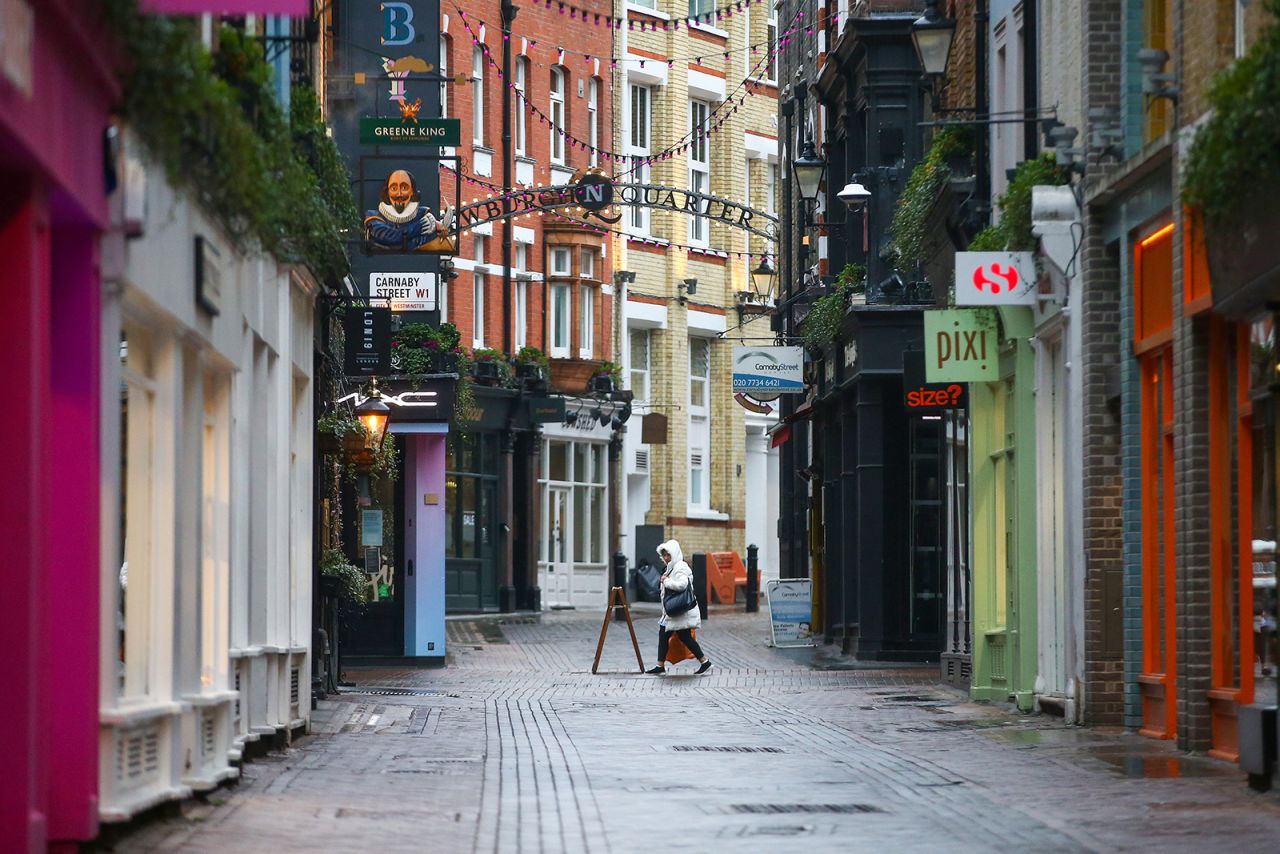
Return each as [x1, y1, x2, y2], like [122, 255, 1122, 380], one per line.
[392, 321, 464, 377]
[590, 361, 623, 394]
[317, 409, 368, 457]
[471, 348, 512, 385]
[512, 346, 550, 388]
[320, 547, 368, 614]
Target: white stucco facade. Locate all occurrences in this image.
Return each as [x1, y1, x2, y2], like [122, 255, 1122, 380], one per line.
[98, 147, 316, 821]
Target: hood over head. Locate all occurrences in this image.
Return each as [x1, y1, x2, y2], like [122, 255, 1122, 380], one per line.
[657, 539, 684, 566]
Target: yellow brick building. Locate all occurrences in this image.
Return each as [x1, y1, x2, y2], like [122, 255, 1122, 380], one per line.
[612, 1, 781, 579]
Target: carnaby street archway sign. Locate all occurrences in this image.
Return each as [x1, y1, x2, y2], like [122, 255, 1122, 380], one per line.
[454, 174, 778, 242]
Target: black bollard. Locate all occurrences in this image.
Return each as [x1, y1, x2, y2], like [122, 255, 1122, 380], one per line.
[691, 552, 709, 622]
[613, 552, 628, 621]
[746, 543, 759, 613]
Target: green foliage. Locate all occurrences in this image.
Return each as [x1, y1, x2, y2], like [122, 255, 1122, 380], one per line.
[595, 361, 623, 382]
[888, 128, 974, 270]
[513, 346, 551, 370]
[316, 409, 366, 439]
[968, 153, 1069, 251]
[471, 348, 516, 385]
[835, 262, 867, 294]
[1183, 0, 1280, 226]
[802, 284, 849, 350]
[320, 548, 368, 609]
[392, 322, 466, 376]
[104, 2, 355, 283]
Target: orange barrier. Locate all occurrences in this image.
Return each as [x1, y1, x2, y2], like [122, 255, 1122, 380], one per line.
[709, 551, 749, 604]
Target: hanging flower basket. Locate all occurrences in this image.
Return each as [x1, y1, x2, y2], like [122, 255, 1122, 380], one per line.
[342, 432, 367, 457]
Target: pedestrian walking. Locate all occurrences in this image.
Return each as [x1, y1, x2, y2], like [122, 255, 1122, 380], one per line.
[647, 539, 713, 675]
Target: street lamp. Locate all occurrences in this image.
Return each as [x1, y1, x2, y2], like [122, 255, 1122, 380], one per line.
[750, 255, 777, 298]
[355, 378, 391, 452]
[912, 0, 956, 81]
[837, 180, 872, 209]
[792, 138, 827, 204]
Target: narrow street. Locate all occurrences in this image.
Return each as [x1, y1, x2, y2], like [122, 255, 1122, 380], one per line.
[104, 606, 1280, 854]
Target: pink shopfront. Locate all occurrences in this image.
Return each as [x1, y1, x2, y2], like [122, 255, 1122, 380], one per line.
[0, 2, 307, 851]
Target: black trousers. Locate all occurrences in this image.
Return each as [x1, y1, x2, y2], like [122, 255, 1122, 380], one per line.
[657, 627, 705, 661]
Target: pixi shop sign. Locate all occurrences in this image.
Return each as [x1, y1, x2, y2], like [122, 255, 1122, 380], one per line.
[924, 309, 999, 383]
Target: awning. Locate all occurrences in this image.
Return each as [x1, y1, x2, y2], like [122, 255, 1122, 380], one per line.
[767, 401, 815, 447]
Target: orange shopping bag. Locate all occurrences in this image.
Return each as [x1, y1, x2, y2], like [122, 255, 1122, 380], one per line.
[664, 629, 698, 665]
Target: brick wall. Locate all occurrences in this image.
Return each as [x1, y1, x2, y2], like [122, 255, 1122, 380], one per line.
[616, 1, 778, 558]
[1080, 0, 1127, 728]
[440, 0, 615, 357]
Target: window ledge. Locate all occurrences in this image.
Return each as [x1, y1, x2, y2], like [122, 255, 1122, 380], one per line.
[627, 3, 670, 20]
[689, 21, 729, 40]
[685, 508, 729, 521]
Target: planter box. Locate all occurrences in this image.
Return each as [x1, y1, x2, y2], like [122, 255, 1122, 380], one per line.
[472, 360, 503, 385]
[1206, 198, 1280, 318]
[548, 358, 604, 394]
[342, 433, 367, 456]
[588, 373, 616, 394]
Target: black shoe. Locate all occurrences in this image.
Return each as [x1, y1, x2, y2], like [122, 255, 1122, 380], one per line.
[696, 660, 713, 675]
[646, 666, 666, 675]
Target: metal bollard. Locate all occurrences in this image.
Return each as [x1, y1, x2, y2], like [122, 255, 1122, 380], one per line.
[691, 552, 709, 622]
[746, 543, 760, 613]
[613, 552, 628, 621]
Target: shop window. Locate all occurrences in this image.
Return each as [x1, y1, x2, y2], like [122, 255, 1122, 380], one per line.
[1207, 317, 1257, 759]
[1135, 223, 1174, 348]
[1139, 346, 1177, 739]
[119, 327, 158, 702]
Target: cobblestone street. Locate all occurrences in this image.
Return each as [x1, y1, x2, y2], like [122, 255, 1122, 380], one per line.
[105, 606, 1280, 853]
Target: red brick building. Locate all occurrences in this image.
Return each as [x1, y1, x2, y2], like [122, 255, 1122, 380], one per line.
[440, 1, 615, 364]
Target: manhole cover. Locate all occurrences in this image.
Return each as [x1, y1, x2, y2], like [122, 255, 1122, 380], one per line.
[670, 745, 784, 754]
[727, 804, 884, 815]
[346, 688, 444, 697]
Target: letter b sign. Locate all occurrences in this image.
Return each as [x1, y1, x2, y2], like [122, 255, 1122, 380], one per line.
[382, 2, 416, 46]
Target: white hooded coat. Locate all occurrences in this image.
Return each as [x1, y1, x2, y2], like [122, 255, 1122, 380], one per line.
[657, 539, 701, 632]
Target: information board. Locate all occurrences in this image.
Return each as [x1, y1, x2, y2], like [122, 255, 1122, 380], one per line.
[766, 579, 815, 647]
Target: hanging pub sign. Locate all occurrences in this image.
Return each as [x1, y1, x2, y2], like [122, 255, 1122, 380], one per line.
[528, 397, 567, 424]
[924, 308, 999, 383]
[903, 350, 968, 412]
[954, 251, 1037, 306]
[343, 307, 392, 377]
[363, 166, 457, 254]
[732, 346, 805, 394]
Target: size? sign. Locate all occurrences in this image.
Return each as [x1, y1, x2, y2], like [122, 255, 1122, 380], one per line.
[903, 350, 968, 412]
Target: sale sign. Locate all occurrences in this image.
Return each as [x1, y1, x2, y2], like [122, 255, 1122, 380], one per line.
[955, 251, 1037, 306]
[903, 350, 968, 412]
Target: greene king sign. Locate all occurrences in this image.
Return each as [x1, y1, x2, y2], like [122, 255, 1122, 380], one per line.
[732, 347, 804, 393]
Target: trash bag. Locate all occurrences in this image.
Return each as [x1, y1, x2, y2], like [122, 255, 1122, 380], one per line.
[635, 560, 663, 602]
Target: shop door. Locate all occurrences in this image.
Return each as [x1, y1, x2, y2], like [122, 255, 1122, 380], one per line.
[1139, 347, 1177, 738]
[544, 485, 572, 606]
[445, 433, 500, 612]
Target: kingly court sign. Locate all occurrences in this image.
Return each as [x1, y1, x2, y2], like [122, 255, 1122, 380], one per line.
[454, 174, 778, 242]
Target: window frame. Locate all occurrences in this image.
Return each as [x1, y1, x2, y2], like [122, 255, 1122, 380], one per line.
[549, 281, 571, 358]
[472, 236, 486, 348]
[439, 35, 449, 118]
[688, 336, 712, 510]
[579, 286, 594, 357]
[550, 67, 566, 165]
[629, 328, 651, 404]
[689, 100, 711, 246]
[628, 83, 652, 234]
[514, 57, 528, 156]
[587, 78, 600, 167]
[472, 46, 485, 146]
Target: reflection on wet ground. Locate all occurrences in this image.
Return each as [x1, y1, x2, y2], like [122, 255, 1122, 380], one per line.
[981, 725, 1241, 778]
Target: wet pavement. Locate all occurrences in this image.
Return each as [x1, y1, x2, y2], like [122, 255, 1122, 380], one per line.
[101, 605, 1280, 853]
